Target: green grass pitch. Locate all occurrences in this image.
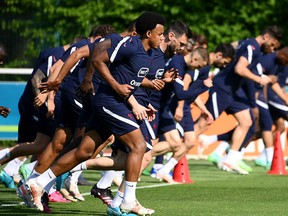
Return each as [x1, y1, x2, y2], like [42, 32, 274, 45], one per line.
[1, 159, 288, 215]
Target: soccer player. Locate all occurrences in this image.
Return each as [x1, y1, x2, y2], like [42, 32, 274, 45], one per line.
[251, 47, 288, 168]
[196, 26, 282, 174]
[0, 26, 114, 204]
[150, 46, 209, 183]
[87, 19, 193, 214]
[18, 12, 166, 215]
[38, 21, 138, 202]
[0, 37, 83, 194]
[268, 64, 288, 134]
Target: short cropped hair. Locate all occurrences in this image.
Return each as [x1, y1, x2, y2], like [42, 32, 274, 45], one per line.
[261, 25, 282, 41]
[136, 11, 166, 35]
[193, 34, 208, 47]
[215, 43, 235, 61]
[192, 47, 209, 65]
[165, 20, 190, 38]
[89, 24, 117, 37]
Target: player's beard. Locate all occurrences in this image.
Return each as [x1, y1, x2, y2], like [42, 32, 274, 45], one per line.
[165, 44, 177, 59]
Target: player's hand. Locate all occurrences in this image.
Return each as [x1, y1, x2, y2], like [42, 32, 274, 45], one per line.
[146, 103, 157, 122]
[152, 79, 165, 91]
[39, 80, 61, 93]
[203, 78, 213, 88]
[174, 106, 183, 122]
[132, 103, 149, 120]
[259, 74, 271, 86]
[162, 68, 178, 83]
[76, 79, 95, 98]
[34, 92, 48, 108]
[46, 99, 55, 119]
[268, 75, 277, 84]
[114, 84, 134, 99]
[202, 111, 214, 125]
[0, 106, 10, 118]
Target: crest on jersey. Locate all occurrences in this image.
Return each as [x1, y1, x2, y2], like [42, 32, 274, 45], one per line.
[137, 67, 149, 77]
[155, 69, 164, 79]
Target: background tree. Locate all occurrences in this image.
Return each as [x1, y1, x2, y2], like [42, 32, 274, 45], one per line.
[0, 0, 287, 69]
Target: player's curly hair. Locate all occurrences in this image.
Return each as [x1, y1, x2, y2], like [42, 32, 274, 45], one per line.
[89, 24, 117, 37]
[136, 11, 166, 35]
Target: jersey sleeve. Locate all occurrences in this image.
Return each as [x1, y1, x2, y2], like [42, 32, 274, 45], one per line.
[107, 36, 135, 64]
[60, 45, 78, 62]
[237, 40, 258, 65]
[173, 78, 209, 103]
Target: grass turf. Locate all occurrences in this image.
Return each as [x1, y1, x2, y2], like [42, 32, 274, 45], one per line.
[1, 159, 288, 215]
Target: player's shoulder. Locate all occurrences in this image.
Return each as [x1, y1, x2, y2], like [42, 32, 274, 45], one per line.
[70, 38, 90, 49]
[171, 54, 184, 61]
[120, 36, 142, 53]
[240, 38, 258, 49]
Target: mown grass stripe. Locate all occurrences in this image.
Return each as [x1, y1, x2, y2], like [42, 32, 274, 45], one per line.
[0, 125, 18, 132]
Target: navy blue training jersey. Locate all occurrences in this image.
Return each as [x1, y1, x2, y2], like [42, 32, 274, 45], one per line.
[148, 47, 166, 109]
[160, 54, 187, 106]
[94, 36, 152, 106]
[241, 52, 278, 107]
[20, 46, 66, 105]
[90, 34, 124, 89]
[187, 65, 210, 82]
[277, 65, 288, 87]
[213, 38, 261, 94]
[133, 47, 166, 108]
[60, 38, 92, 92]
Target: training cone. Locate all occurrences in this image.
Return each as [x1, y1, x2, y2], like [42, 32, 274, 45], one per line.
[267, 131, 288, 175]
[173, 155, 194, 183]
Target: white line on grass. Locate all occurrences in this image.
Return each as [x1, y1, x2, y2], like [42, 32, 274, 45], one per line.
[82, 182, 178, 196]
[0, 183, 177, 207]
[0, 202, 25, 207]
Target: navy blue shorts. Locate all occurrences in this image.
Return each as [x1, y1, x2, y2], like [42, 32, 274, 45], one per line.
[17, 99, 39, 143]
[158, 105, 178, 135]
[205, 87, 250, 119]
[54, 88, 82, 133]
[76, 93, 93, 129]
[267, 87, 288, 121]
[37, 104, 56, 137]
[256, 92, 273, 131]
[111, 120, 152, 153]
[179, 108, 194, 132]
[86, 103, 141, 142]
[144, 111, 160, 140]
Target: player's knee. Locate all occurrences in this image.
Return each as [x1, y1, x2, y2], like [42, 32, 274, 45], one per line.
[52, 142, 65, 154]
[130, 140, 146, 154]
[184, 139, 195, 150]
[240, 118, 253, 129]
[75, 147, 94, 162]
[169, 139, 182, 151]
[277, 124, 286, 134]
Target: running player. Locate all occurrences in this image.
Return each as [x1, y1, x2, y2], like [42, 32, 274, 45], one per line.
[18, 12, 166, 215]
[196, 26, 282, 174]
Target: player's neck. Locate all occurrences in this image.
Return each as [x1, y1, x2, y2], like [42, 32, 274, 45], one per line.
[140, 38, 151, 52]
[255, 35, 264, 46]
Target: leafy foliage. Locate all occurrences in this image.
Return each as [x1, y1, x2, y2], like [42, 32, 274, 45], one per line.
[0, 0, 287, 67]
